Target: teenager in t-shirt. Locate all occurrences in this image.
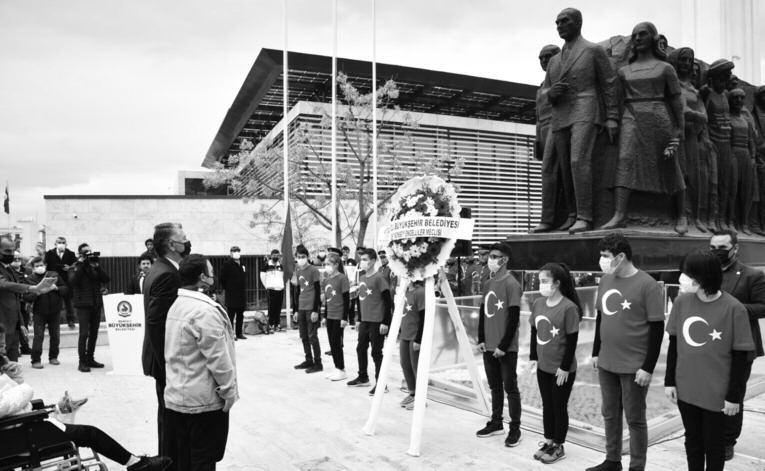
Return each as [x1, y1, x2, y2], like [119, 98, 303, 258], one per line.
[529, 263, 582, 464]
[665, 252, 754, 471]
[399, 281, 425, 410]
[322, 252, 350, 381]
[587, 233, 664, 471]
[475, 242, 523, 448]
[293, 245, 323, 374]
[347, 248, 392, 395]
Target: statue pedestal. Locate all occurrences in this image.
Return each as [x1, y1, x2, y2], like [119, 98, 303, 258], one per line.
[507, 229, 765, 271]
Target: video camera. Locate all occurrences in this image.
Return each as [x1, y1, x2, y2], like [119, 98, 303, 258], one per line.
[83, 251, 101, 259]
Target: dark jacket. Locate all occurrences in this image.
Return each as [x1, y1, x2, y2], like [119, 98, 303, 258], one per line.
[43, 248, 77, 285]
[0, 263, 27, 340]
[220, 259, 247, 309]
[25, 271, 68, 317]
[722, 261, 765, 358]
[141, 257, 181, 380]
[68, 261, 110, 308]
[126, 272, 147, 295]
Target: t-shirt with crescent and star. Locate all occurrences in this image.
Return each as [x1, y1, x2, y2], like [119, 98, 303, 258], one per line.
[400, 284, 426, 342]
[530, 297, 580, 374]
[323, 273, 350, 320]
[666, 291, 754, 411]
[596, 270, 665, 374]
[358, 270, 390, 323]
[481, 271, 522, 352]
[296, 264, 321, 311]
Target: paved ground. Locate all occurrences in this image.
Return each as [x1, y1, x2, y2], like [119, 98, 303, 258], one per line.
[18, 328, 765, 470]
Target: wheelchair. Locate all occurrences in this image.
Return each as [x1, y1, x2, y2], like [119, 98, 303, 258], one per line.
[0, 399, 107, 470]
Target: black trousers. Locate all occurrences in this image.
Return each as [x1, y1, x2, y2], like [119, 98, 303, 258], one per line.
[266, 289, 283, 327]
[348, 298, 358, 325]
[325, 318, 345, 370]
[356, 321, 383, 380]
[65, 424, 132, 465]
[154, 376, 176, 465]
[678, 399, 725, 471]
[63, 292, 75, 324]
[482, 351, 521, 427]
[400, 339, 420, 393]
[31, 312, 60, 362]
[227, 306, 244, 336]
[723, 359, 753, 447]
[76, 306, 100, 362]
[297, 310, 321, 364]
[537, 369, 576, 443]
[166, 409, 229, 471]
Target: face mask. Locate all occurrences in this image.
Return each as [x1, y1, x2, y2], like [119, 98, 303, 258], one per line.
[232, 252, 241, 260]
[57, 244, 66, 251]
[318, 251, 326, 258]
[599, 255, 619, 274]
[539, 282, 554, 297]
[296, 258, 308, 267]
[487, 258, 502, 273]
[34, 266, 46, 275]
[324, 264, 335, 275]
[181, 241, 192, 258]
[711, 248, 733, 266]
[678, 273, 699, 294]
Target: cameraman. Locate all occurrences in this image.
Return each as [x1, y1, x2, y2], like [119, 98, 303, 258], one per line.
[69, 243, 110, 373]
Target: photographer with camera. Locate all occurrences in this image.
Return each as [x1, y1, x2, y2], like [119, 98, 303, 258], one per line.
[69, 243, 110, 373]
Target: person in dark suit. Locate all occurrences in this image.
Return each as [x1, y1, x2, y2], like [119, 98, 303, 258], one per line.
[69, 243, 110, 372]
[220, 245, 247, 340]
[44, 236, 78, 328]
[142, 222, 187, 462]
[127, 254, 153, 295]
[710, 229, 765, 460]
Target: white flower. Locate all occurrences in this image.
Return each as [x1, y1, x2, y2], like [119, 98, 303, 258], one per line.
[405, 194, 423, 208]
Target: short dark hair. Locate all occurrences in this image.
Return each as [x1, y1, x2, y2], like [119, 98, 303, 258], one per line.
[77, 243, 90, 254]
[362, 248, 378, 260]
[153, 222, 181, 257]
[145, 238, 153, 246]
[712, 229, 738, 246]
[680, 251, 722, 295]
[179, 254, 209, 285]
[598, 232, 632, 260]
[138, 253, 154, 264]
[30, 256, 44, 266]
[489, 242, 512, 259]
[270, 249, 280, 255]
[295, 245, 309, 257]
[356, 246, 366, 252]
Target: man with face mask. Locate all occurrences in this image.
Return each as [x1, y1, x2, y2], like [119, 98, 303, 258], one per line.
[10, 251, 33, 356]
[25, 256, 68, 369]
[141, 222, 186, 463]
[293, 245, 323, 373]
[588, 233, 664, 471]
[264, 249, 284, 331]
[69, 243, 110, 373]
[709, 229, 765, 460]
[220, 246, 247, 340]
[44, 236, 78, 329]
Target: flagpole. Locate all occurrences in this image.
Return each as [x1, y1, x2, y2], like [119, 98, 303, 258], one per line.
[371, 0, 378, 249]
[283, 0, 292, 329]
[331, 0, 338, 247]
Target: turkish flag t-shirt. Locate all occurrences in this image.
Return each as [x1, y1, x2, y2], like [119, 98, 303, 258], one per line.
[323, 273, 350, 320]
[482, 271, 522, 352]
[400, 284, 426, 341]
[297, 265, 321, 311]
[530, 297, 580, 374]
[667, 292, 754, 411]
[359, 271, 390, 323]
[596, 270, 665, 374]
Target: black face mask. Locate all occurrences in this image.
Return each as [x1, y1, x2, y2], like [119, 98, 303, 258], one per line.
[0, 254, 14, 264]
[181, 241, 192, 258]
[711, 248, 733, 266]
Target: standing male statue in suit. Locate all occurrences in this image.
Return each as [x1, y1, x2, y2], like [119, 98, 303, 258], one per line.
[533, 8, 619, 234]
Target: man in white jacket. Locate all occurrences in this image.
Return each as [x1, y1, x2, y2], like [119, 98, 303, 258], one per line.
[164, 254, 238, 471]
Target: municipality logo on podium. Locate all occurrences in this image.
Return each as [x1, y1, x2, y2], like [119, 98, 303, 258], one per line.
[104, 294, 145, 375]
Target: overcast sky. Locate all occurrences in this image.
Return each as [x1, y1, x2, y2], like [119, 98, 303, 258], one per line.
[0, 0, 699, 223]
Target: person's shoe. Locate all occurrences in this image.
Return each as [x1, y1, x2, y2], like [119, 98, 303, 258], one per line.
[294, 360, 313, 370]
[127, 455, 172, 471]
[585, 459, 623, 471]
[347, 376, 370, 387]
[78, 363, 91, 373]
[236, 334, 247, 340]
[305, 363, 323, 374]
[695, 219, 708, 233]
[534, 441, 553, 460]
[540, 443, 566, 464]
[674, 216, 689, 235]
[475, 421, 503, 438]
[31, 361, 43, 369]
[530, 223, 554, 234]
[405, 400, 423, 410]
[49, 358, 60, 365]
[725, 445, 734, 461]
[569, 219, 592, 234]
[328, 369, 347, 381]
[87, 359, 105, 368]
[368, 385, 388, 396]
[555, 216, 577, 232]
[504, 427, 521, 447]
[400, 394, 415, 408]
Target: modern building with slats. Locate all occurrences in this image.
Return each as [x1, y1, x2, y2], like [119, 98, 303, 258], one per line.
[203, 48, 541, 245]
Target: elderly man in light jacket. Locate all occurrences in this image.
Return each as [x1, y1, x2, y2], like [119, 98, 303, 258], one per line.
[164, 254, 238, 471]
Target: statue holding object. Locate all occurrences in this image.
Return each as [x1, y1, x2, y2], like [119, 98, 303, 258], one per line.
[728, 88, 759, 234]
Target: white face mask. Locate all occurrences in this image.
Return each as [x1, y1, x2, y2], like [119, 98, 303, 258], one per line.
[599, 255, 619, 274]
[231, 252, 241, 260]
[539, 281, 554, 297]
[296, 258, 308, 267]
[678, 273, 699, 294]
[487, 258, 503, 273]
[56, 244, 66, 251]
[34, 266, 46, 275]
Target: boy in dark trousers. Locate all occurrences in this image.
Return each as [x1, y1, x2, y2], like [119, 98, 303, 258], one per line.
[26, 256, 68, 368]
[293, 245, 323, 374]
[476, 242, 522, 447]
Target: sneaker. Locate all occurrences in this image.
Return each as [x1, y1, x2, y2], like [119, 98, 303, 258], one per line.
[540, 443, 566, 464]
[236, 334, 247, 340]
[725, 445, 734, 461]
[294, 360, 313, 370]
[127, 455, 172, 471]
[78, 363, 91, 373]
[88, 359, 105, 368]
[534, 442, 553, 460]
[476, 421, 503, 438]
[368, 385, 389, 396]
[31, 361, 43, 369]
[328, 369, 347, 381]
[400, 394, 415, 408]
[504, 428, 522, 447]
[305, 363, 323, 374]
[585, 460, 623, 471]
[347, 376, 370, 387]
[49, 359, 60, 365]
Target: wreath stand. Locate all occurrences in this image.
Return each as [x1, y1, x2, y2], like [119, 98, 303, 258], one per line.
[362, 268, 491, 456]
